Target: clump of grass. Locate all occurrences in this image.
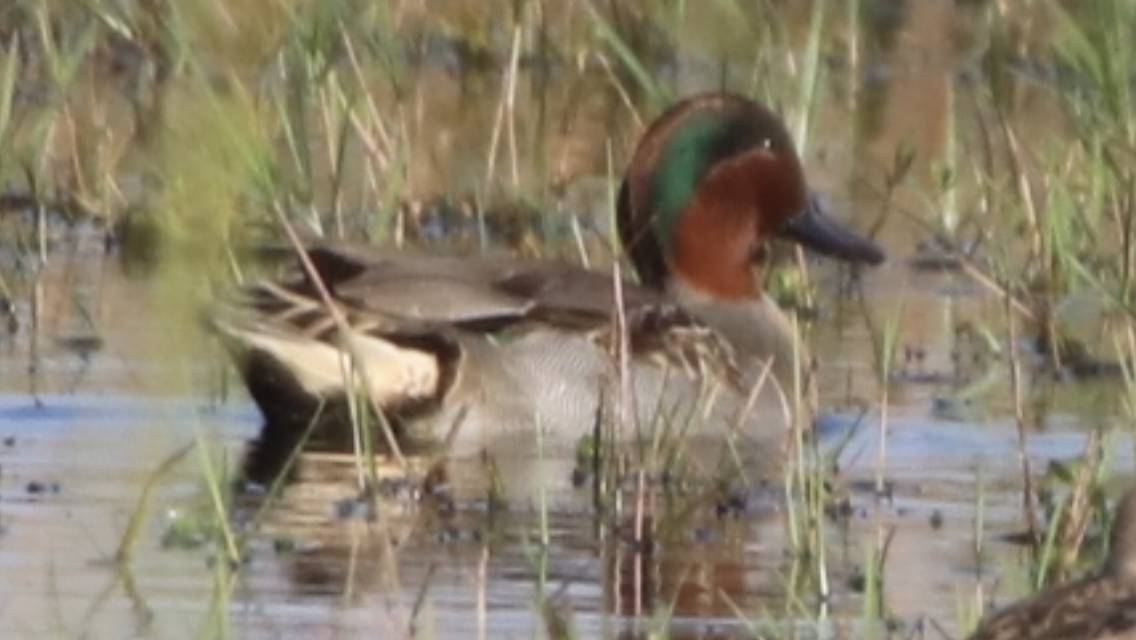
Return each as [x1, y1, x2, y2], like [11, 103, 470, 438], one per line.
[1030, 440, 1114, 588]
[936, 0, 1136, 620]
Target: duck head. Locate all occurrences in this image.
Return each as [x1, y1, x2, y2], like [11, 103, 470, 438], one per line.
[618, 93, 884, 298]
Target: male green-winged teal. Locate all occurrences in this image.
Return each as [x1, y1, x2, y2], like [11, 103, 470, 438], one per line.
[215, 93, 884, 472]
[966, 485, 1136, 640]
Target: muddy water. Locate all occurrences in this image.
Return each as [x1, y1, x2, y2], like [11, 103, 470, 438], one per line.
[0, 1, 1132, 639]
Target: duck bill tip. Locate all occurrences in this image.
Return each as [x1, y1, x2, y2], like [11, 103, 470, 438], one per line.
[780, 196, 885, 266]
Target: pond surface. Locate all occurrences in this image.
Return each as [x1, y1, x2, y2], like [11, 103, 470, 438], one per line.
[0, 1, 1133, 639]
[0, 234, 1125, 640]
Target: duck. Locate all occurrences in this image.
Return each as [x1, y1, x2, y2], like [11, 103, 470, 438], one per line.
[213, 92, 885, 483]
[965, 485, 1136, 640]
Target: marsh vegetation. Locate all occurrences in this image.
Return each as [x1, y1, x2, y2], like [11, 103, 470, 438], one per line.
[1, 1, 1136, 638]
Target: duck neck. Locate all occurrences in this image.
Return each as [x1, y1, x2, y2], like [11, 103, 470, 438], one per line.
[665, 280, 802, 387]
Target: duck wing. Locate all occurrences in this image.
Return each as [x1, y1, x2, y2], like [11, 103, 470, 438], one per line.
[294, 243, 667, 331]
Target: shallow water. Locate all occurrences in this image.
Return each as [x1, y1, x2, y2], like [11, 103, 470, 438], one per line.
[1, 250, 1126, 640]
[1, 1, 1133, 638]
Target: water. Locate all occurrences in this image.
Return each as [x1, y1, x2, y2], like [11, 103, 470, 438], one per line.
[1, 245, 1119, 639]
